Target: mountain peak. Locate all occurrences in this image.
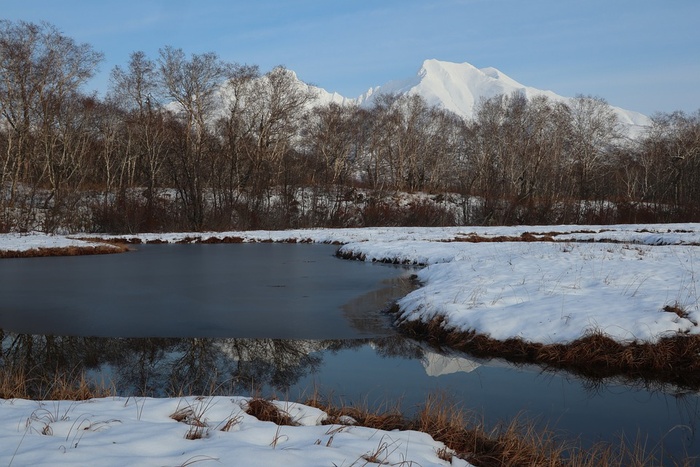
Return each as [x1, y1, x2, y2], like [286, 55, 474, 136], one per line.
[351, 59, 650, 136]
[418, 58, 481, 77]
[300, 59, 651, 136]
[361, 59, 535, 118]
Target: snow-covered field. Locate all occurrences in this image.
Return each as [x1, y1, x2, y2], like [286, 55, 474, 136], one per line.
[2, 223, 700, 465]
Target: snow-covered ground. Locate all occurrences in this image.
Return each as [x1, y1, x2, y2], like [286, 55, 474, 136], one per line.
[346, 240, 699, 343]
[2, 224, 700, 465]
[0, 396, 467, 467]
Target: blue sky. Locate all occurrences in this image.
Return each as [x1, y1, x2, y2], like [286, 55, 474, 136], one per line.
[3, 0, 699, 115]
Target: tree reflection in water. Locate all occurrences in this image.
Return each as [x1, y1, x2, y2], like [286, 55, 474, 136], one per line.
[0, 329, 420, 398]
[4, 328, 700, 462]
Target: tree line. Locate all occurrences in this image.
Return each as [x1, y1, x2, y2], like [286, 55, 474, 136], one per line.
[1, 20, 699, 233]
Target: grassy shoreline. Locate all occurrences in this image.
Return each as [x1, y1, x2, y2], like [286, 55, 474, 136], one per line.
[0, 366, 688, 466]
[0, 243, 129, 259]
[392, 309, 700, 392]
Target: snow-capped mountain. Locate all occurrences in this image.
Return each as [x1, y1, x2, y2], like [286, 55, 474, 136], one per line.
[309, 59, 651, 136]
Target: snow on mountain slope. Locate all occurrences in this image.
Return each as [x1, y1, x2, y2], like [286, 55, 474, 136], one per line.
[353, 59, 651, 136]
[356, 59, 561, 117]
[211, 59, 651, 138]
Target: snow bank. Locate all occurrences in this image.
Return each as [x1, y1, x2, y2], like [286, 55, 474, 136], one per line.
[340, 241, 699, 343]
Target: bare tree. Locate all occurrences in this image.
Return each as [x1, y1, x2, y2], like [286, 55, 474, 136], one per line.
[157, 46, 237, 229]
[210, 64, 260, 226]
[0, 20, 103, 231]
[108, 51, 173, 229]
[229, 66, 313, 227]
[566, 95, 621, 204]
[643, 111, 700, 211]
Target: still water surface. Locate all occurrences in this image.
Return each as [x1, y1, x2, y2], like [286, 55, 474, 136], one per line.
[0, 244, 406, 338]
[1, 244, 698, 459]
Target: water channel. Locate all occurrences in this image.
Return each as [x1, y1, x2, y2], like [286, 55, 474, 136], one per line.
[1, 243, 698, 460]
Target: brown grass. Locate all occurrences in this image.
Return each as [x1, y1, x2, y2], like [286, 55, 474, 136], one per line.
[244, 398, 298, 426]
[170, 398, 221, 440]
[450, 232, 557, 243]
[321, 403, 407, 432]
[0, 367, 114, 400]
[177, 235, 245, 244]
[0, 366, 28, 399]
[305, 392, 669, 467]
[335, 249, 419, 265]
[0, 244, 129, 259]
[394, 312, 700, 390]
[663, 303, 690, 320]
[410, 394, 571, 466]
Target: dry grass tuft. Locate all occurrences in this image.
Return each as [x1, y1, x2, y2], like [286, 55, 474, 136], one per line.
[245, 398, 297, 426]
[198, 236, 245, 244]
[328, 405, 407, 431]
[170, 400, 217, 440]
[170, 407, 195, 423]
[411, 394, 566, 467]
[219, 414, 243, 432]
[305, 393, 407, 431]
[177, 236, 245, 244]
[663, 303, 690, 320]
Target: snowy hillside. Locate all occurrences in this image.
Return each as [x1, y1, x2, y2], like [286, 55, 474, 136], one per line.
[309, 59, 652, 136]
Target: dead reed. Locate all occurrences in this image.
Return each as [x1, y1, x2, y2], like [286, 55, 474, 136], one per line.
[0, 366, 114, 400]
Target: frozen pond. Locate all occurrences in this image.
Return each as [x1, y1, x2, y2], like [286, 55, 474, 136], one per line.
[1, 244, 698, 460]
[0, 243, 411, 338]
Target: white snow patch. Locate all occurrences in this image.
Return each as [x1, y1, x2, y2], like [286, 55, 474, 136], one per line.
[0, 396, 468, 466]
